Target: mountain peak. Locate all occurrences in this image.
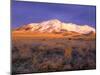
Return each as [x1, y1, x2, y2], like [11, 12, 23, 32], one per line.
[39, 19, 61, 26]
[48, 19, 61, 22]
[15, 19, 95, 34]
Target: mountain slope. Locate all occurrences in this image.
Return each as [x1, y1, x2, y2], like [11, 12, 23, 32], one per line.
[15, 19, 95, 34]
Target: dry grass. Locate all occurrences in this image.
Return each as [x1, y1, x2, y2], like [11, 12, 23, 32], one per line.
[12, 31, 96, 74]
[64, 47, 72, 59]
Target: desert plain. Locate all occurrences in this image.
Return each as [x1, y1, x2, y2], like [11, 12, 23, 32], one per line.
[12, 31, 96, 74]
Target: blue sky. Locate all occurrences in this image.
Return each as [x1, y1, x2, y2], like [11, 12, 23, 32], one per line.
[11, 1, 96, 28]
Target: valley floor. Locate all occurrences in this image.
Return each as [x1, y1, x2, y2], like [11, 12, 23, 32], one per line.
[12, 31, 96, 74]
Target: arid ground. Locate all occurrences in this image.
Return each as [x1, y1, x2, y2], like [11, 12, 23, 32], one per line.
[12, 31, 96, 74]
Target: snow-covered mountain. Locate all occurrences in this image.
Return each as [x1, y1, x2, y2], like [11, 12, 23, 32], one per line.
[15, 19, 95, 34]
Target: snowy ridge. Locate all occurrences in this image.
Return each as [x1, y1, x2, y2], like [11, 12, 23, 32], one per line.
[16, 19, 95, 34]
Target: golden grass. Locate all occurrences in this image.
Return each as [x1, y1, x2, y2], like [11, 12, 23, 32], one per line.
[12, 31, 96, 41]
[12, 31, 64, 39]
[12, 31, 96, 73]
[64, 47, 72, 59]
